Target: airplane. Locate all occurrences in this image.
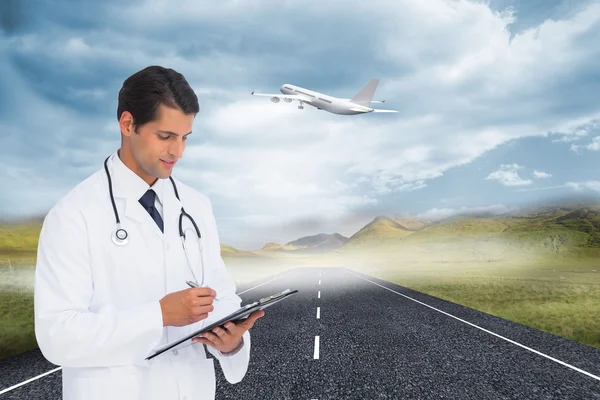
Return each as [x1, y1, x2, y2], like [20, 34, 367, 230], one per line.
[250, 78, 398, 115]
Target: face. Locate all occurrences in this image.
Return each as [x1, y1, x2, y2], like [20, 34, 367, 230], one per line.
[119, 103, 195, 185]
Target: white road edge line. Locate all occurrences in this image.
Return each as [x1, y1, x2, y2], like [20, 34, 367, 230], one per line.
[317, 307, 320, 319]
[345, 269, 600, 382]
[0, 269, 298, 395]
[314, 336, 320, 359]
[238, 269, 297, 295]
[0, 367, 62, 395]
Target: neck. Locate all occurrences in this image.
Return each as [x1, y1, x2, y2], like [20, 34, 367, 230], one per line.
[118, 147, 158, 186]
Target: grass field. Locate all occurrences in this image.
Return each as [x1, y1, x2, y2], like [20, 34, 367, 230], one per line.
[1, 213, 599, 361]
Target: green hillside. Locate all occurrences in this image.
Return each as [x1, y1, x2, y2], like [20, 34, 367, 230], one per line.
[0, 220, 262, 264]
[220, 243, 262, 258]
[0, 222, 43, 266]
[341, 216, 414, 249]
[337, 205, 600, 264]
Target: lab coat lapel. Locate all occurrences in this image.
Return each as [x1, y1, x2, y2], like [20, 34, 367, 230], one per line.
[122, 196, 163, 241]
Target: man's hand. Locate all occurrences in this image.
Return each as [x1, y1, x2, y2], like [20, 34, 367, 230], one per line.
[191, 310, 265, 353]
[159, 287, 216, 327]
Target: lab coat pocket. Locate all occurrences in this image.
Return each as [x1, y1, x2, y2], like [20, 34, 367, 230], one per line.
[190, 357, 216, 399]
[64, 366, 141, 400]
[172, 349, 216, 400]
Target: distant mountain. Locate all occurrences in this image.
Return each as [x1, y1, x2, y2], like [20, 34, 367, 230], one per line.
[262, 242, 283, 250]
[287, 233, 347, 247]
[220, 244, 262, 258]
[340, 216, 415, 249]
[226, 203, 600, 260]
[258, 233, 348, 254]
[389, 214, 434, 231]
[283, 233, 348, 253]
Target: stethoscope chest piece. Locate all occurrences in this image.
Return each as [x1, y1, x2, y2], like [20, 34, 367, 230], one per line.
[112, 227, 129, 246]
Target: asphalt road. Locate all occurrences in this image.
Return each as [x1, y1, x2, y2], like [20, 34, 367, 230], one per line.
[1, 266, 599, 399]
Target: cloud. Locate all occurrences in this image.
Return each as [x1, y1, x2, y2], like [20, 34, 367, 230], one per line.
[585, 136, 600, 151]
[550, 118, 599, 143]
[564, 120, 600, 152]
[571, 136, 600, 153]
[416, 204, 513, 221]
[516, 184, 566, 193]
[2, 0, 600, 249]
[486, 164, 532, 186]
[565, 181, 600, 193]
[532, 170, 552, 179]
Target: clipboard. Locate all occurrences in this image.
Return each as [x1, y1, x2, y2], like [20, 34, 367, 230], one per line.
[146, 288, 299, 360]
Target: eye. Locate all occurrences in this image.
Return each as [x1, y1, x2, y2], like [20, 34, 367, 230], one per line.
[159, 135, 170, 140]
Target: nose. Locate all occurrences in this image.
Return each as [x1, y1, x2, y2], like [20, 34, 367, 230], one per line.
[168, 137, 186, 159]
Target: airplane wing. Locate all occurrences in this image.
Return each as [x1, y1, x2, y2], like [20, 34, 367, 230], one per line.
[250, 92, 313, 104]
[371, 109, 398, 113]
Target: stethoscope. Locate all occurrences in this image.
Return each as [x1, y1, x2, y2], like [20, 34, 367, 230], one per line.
[103, 155, 205, 287]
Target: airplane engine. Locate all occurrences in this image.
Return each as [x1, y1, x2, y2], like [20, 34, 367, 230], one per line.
[283, 98, 292, 103]
[270, 97, 280, 103]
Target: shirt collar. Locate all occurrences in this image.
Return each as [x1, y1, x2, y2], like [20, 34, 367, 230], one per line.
[110, 149, 164, 206]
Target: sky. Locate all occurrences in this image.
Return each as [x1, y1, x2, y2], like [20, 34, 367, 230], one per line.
[1, 0, 599, 250]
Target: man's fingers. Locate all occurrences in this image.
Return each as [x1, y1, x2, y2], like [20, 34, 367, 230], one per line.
[235, 310, 265, 330]
[192, 337, 213, 347]
[201, 331, 221, 344]
[211, 327, 229, 339]
[192, 304, 214, 315]
[246, 310, 265, 323]
[189, 287, 217, 298]
[190, 296, 215, 307]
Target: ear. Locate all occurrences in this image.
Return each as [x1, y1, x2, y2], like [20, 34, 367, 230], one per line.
[119, 111, 135, 137]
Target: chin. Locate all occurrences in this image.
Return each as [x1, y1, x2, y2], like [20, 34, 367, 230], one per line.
[150, 167, 169, 180]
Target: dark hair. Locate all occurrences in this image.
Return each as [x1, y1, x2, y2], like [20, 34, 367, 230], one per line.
[117, 65, 199, 131]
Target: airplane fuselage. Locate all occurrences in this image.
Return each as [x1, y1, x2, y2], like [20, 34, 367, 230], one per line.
[279, 84, 373, 115]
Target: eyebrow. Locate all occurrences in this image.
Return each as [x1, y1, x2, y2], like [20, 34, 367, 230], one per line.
[157, 130, 192, 136]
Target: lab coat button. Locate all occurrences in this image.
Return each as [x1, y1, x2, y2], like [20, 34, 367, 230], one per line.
[173, 349, 178, 355]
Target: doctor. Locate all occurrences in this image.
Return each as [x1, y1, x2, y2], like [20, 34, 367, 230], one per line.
[34, 65, 264, 400]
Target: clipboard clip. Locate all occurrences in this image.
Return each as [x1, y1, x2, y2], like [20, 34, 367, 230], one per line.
[259, 288, 291, 304]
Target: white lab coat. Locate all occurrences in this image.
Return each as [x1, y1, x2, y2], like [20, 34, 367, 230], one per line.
[34, 150, 251, 400]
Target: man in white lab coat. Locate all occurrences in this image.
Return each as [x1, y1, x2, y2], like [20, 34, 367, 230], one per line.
[34, 65, 264, 400]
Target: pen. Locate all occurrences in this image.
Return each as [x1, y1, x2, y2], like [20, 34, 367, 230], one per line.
[186, 280, 220, 302]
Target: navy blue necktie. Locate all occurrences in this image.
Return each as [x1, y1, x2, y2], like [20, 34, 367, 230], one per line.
[139, 189, 164, 233]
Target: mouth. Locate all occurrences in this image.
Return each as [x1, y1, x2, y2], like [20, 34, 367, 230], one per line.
[160, 159, 175, 167]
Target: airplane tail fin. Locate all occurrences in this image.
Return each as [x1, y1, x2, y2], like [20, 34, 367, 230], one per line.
[350, 78, 380, 106]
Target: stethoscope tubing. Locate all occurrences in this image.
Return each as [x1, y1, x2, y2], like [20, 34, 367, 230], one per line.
[104, 154, 210, 317]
